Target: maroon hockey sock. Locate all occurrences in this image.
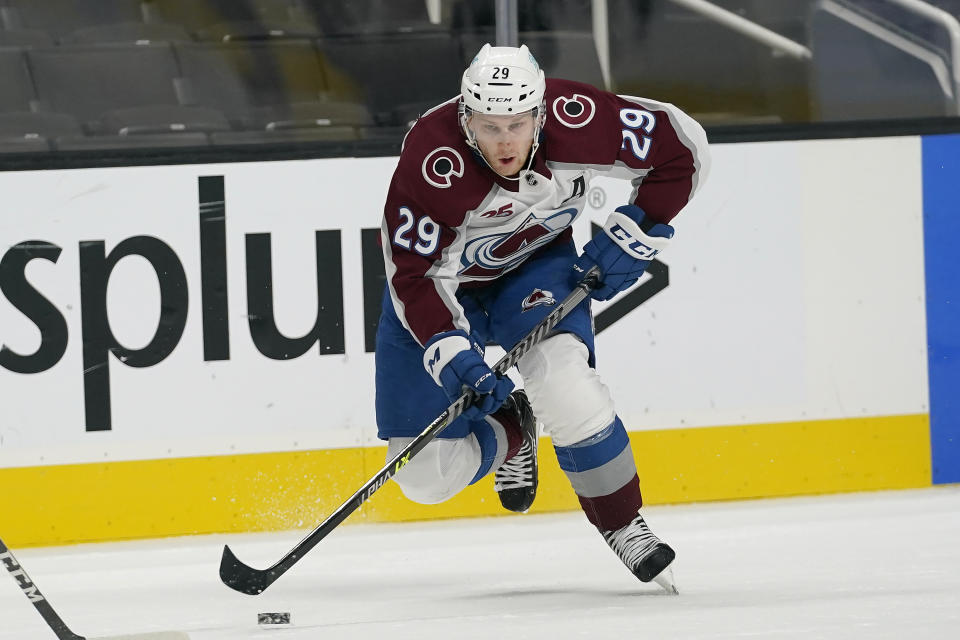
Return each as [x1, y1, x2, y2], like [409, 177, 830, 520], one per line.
[467, 401, 524, 484]
[554, 416, 643, 531]
[489, 403, 523, 462]
[576, 474, 643, 531]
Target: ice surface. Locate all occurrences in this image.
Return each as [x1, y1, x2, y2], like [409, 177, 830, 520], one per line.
[2, 487, 958, 639]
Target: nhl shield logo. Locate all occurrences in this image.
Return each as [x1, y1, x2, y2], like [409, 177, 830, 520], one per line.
[521, 288, 556, 312]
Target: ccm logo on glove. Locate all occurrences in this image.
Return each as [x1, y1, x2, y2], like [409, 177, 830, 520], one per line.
[603, 211, 672, 260]
[609, 223, 660, 260]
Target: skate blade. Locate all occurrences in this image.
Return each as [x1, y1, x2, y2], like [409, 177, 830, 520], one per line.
[652, 566, 679, 595]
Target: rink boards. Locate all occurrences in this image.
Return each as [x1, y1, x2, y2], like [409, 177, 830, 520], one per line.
[0, 134, 956, 546]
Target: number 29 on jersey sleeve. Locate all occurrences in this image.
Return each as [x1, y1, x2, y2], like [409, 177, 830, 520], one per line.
[393, 206, 441, 256]
[619, 108, 656, 161]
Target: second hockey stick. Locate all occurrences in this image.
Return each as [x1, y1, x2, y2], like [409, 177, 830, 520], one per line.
[0, 536, 84, 640]
[219, 266, 601, 595]
[1, 537, 190, 639]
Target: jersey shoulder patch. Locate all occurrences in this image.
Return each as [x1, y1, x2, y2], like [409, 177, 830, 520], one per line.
[545, 78, 608, 128]
[391, 102, 493, 218]
[399, 102, 471, 190]
[421, 146, 465, 189]
[542, 78, 620, 165]
[552, 92, 597, 128]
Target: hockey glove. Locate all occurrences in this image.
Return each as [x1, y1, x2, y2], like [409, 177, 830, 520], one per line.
[423, 330, 515, 421]
[573, 204, 674, 301]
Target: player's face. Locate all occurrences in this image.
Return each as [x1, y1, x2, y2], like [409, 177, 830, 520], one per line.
[468, 112, 536, 177]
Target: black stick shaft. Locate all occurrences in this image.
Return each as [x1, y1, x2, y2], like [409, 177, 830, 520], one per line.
[220, 268, 600, 595]
[0, 537, 85, 640]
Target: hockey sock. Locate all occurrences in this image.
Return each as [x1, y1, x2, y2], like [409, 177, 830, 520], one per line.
[468, 404, 524, 484]
[553, 416, 642, 531]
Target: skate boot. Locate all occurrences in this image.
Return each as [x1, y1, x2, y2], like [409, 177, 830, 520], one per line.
[602, 511, 678, 593]
[494, 390, 538, 513]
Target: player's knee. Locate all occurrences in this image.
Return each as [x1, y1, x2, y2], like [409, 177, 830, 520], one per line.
[517, 333, 616, 447]
[386, 436, 482, 504]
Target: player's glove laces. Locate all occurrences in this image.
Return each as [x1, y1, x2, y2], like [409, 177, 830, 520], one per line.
[602, 511, 676, 583]
[423, 329, 514, 421]
[572, 204, 674, 301]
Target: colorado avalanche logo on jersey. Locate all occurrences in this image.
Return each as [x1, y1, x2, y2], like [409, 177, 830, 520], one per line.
[422, 146, 465, 189]
[521, 288, 556, 312]
[459, 207, 578, 280]
[552, 94, 596, 128]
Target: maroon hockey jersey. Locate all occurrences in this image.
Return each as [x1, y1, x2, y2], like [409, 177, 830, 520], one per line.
[382, 78, 710, 347]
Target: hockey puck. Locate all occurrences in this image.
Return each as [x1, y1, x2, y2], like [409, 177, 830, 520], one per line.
[258, 612, 291, 625]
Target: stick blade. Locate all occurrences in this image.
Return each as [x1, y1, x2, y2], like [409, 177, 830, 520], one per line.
[219, 545, 273, 595]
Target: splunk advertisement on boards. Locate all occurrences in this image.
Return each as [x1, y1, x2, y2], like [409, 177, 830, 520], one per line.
[0, 159, 401, 467]
[0, 137, 933, 477]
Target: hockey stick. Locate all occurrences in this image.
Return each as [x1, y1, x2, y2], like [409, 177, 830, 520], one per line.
[219, 266, 601, 595]
[1, 536, 85, 640]
[1, 536, 191, 640]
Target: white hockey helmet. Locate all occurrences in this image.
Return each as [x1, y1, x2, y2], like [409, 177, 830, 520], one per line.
[459, 43, 547, 173]
[460, 43, 545, 115]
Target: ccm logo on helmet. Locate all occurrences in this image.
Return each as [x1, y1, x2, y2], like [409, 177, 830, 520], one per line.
[552, 94, 596, 128]
[422, 146, 465, 189]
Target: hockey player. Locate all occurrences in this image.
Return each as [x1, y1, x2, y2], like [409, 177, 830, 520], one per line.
[376, 44, 710, 588]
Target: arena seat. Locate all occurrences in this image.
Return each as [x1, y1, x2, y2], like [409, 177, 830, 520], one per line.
[298, 0, 438, 37]
[607, 0, 809, 123]
[0, 111, 81, 137]
[0, 28, 54, 48]
[99, 105, 231, 135]
[54, 131, 209, 150]
[210, 126, 359, 145]
[198, 20, 320, 42]
[811, 0, 956, 120]
[318, 32, 464, 125]
[1, 0, 143, 41]
[0, 110, 80, 152]
[450, 0, 553, 33]
[61, 21, 192, 45]
[0, 137, 50, 152]
[142, 0, 295, 33]
[261, 99, 374, 129]
[27, 44, 189, 132]
[174, 39, 370, 130]
[0, 49, 36, 112]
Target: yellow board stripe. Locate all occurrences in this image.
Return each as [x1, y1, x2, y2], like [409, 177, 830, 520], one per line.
[1, 414, 930, 547]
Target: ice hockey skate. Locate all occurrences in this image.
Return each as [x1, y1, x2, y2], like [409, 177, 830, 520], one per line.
[602, 511, 678, 594]
[494, 390, 539, 513]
